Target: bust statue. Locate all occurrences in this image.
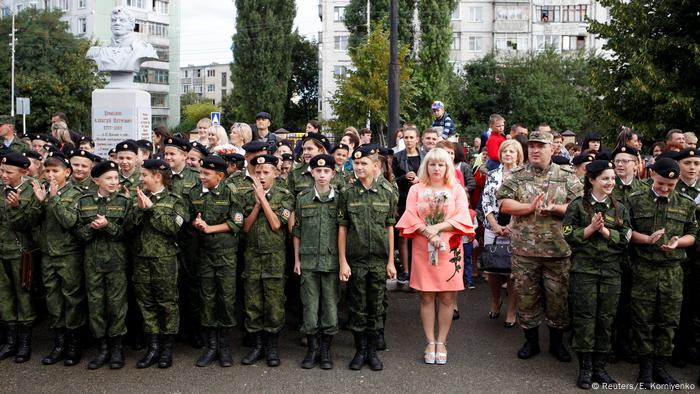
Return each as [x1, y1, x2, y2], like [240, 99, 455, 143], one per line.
[86, 6, 158, 88]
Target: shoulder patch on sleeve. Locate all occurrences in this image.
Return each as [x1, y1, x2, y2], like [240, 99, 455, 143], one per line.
[282, 209, 291, 219]
[234, 212, 244, 225]
[175, 215, 184, 227]
[562, 224, 573, 235]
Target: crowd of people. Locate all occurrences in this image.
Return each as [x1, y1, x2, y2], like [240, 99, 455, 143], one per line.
[0, 104, 698, 390]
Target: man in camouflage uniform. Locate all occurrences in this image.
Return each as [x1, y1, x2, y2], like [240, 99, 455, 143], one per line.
[0, 116, 29, 153]
[627, 157, 698, 388]
[497, 131, 583, 362]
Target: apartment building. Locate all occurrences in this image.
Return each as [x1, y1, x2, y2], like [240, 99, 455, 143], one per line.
[180, 62, 233, 106]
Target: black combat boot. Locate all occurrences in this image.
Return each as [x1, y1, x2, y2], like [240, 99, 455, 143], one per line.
[576, 352, 593, 389]
[301, 334, 319, 369]
[652, 356, 680, 385]
[0, 323, 17, 360]
[63, 329, 81, 366]
[136, 334, 160, 369]
[108, 336, 125, 369]
[517, 327, 540, 359]
[376, 328, 387, 351]
[592, 352, 616, 384]
[14, 324, 32, 363]
[366, 333, 383, 371]
[189, 323, 204, 349]
[265, 332, 281, 367]
[349, 331, 367, 370]
[87, 338, 110, 370]
[42, 328, 66, 365]
[0, 323, 5, 347]
[241, 332, 264, 365]
[158, 334, 174, 369]
[548, 327, 571, 362]
[196, 328, 218, 367]
[636, 355, 653, 390]
[218, 328, 233, 367]
[319, 334, 334, 370]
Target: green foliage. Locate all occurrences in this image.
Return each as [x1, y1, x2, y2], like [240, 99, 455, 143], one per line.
[0, 9, 104, 135]
[180, 91, 209, 110]
[282, 32, 319, 132]
[229, 0, 295, 126]
[330, 26, 416, 136]
[344, 0, 416, 51]
[588, 0, 700, 140]
[173, 102, 219, 134]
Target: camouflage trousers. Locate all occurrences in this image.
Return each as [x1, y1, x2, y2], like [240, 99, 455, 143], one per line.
[300, 271, 340, 335]
[347, 261, 387, 336]
[0, 257, 36, 324]
[133, 256, 179, 334]
[43, 254, 85, 329]
[570, 271, 621, 353]
[630, 262, 683, 357]
[85, 262, 127, 338]
[199, 263, 236, 328]
[244, 277, 286, 333]
[178, 238, 201, 326]
[512, 255, 570, 330]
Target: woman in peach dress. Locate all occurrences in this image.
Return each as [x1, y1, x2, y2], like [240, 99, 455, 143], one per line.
[396, 148, 474, 365]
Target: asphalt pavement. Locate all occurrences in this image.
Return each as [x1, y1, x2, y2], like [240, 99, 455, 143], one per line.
[1, 278, 698, 394]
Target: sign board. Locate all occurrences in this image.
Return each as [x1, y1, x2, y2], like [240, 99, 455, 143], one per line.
[211, 112, 221, 125]
[91, 89, 152, 157]
[16, 98, 30, 115]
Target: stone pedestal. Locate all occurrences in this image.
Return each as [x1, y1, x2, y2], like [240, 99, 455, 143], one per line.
[91, 89, 152, 158]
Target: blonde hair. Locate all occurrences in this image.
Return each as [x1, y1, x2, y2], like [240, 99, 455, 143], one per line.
[417, 148, 455, 187]
[208, 125, 229, 147]
[197, 118, 212, 128]
[499, 139, 524, 166]
[231, 122, 253, 145]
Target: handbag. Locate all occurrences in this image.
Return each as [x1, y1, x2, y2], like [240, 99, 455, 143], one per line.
[480, 236, 512, 274]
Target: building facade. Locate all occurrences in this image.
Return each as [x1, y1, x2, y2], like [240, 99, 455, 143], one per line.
[318, 0, 609, 121]
[179, 63, 233, 106]
[4, 0, 181, 128]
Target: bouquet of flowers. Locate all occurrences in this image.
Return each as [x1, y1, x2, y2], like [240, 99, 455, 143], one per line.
[418, 189, 449, 265]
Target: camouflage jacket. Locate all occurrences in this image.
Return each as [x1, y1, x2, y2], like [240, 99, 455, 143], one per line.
[171, 166, 200, 196]
[38, 183, 82, 257]
[243, 182, 295, 254]
[611, 177, 649, 206]
[71, 176, 97, 194]
[185, 181, 245, 254]
[129, 190, 188, 258]
[292, 186, 339, 272]
[287, 163, 346, 196]
[0, 182, 41, 259]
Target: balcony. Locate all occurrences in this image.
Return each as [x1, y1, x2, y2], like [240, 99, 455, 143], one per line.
[494, 20, 529, 33]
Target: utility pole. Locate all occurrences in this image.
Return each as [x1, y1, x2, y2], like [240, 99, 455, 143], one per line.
[387, 0, 399, 148]
[366, 0, 370, 130]
[10, 0, 16, 117]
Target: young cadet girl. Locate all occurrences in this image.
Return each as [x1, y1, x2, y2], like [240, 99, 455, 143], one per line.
[562, 160, 631, 389]
[292, 154, 340, 370]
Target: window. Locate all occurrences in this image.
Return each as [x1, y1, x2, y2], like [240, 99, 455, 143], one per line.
[194, 85, 203, 94]
[151, 93, 168, 108]
[536, 6, 560, 22]
[134, 19, 144, 33]
[334, 35, 348, 51]
[78, 0, 86, 9]
[451, 33, 461, 50]
[495, 35, 527, 52]
[133, 68, 169, 84]
[15, 4, 23, 13]
[195, 69, 202, 78]
[1, 7, 10, 17]
[207, 84, 215, 92]
[126, 0, 144, 8]
[333, 6, 345, 22]
[468, 36, 482, 52]
[155, 69, 168, 84]
[77, 17, 87, 35]
[154, 46, 169, 61]
[562, 35, 586, 51]
[451, 4, 460, 20]
[333, 65, 348, 77]
[561, 5, 587, 22]
[468, 7, 482, 22]
[495, 6, 524, 20]
[221, 72, 227, 88]
[182, 85, 190, 93]
[147, 21, 168, 37]
[154, 0, 169, 14]
[207, 69, 215, 77]
[152, 115, 168, 127]
[58, 0, 69, 11]
[535, 35, 560, 51]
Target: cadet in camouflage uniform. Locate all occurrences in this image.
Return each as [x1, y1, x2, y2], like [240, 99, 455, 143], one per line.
[497, 131, 583, 362]
[241, 155, 295, 368]
[338, 145, 398, 371]
[32, 152, 85, 367]
[293, 154, 340, 370]
[0, 116, 29, 153]
[562, 160, 631, 389]
[627, 158, 698, 388]
[164, 137, 200, 196]
[0, 153, 41, 363]
[75, 161, 131, 370]
[129, 159, 188, 369]
[68, 149, 101, 193]
[115, 140, 141, 197]
[186, 156, 244, 368]
[287, 133, 345, 196]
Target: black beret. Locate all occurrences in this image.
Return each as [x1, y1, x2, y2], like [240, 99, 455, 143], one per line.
[585, 160, 614, 174]
[136, 140, 153, 151]
[611, 145, 639, 158]
[60, 143, 76, 156]
[22, 150, 42, 161]
[115, 140, 138, 154]
[552, 155, 571, 166]
[281, 153, 294, 162]
[1, 152, 30, 169]
[571, 154, 594, 166]
[378, 146, 394, 156]
[352, 145, 379, 160]
[652, 157, 680, 179]
[656, 150, 679, 161]
[587, 133, 602, 141]
[190, 141, 210, 157]
[45, 151, 71, 168]
[78, 136, 94, 146]
[200, 156, 228, 173]
[222, 153, 245, 164]
[29, 133, 50, 143]
[252, 154, 278, 167]
[255, 112, 271, 120]
[302, 133, 331, 151]
[108, 147, 117, 156]
[276, 140, 291, 149]
[69, 149, 102, 163]
[242, 140, 268, 153]
[91, 160, 119, 178]
[595, 152, 612, 161]
[44, 144, 61, 154]
[332, 143, 351, 153]
[309, 154, 335, 170]
[164, 136, 191, 152]
[152, 152, 164, 161]
[675, 148, 700, 161]
[142, 159, 170, 171]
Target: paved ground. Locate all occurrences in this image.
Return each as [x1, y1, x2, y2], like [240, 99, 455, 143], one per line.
[1, 278, 698, 393]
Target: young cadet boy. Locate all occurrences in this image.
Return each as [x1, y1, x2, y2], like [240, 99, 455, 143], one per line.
[129, 159, 187, 369]
[0, 152, 41, 363]
[115, 139, 141, 197]
[163, 136, 199, 196]
[75, 160, 131, 370]
[338, 145, 398, 371]
[293, 154, 340, 370]
[31, 151, 84, 366]
[186, 156, 244, 368]
[69, 149, 101, 193]
[241, 154, 295, 368]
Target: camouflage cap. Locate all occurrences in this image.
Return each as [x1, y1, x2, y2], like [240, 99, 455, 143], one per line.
[528, 131, 553, 144]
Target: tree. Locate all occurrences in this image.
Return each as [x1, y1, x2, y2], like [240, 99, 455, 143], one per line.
[282, 32, 319, 132]
[173, 102, 219, 134]
[330, 26, 416, 138]
[0, 9, 104, 134]
[344, 0, 416, 51]
[229, 0, 295, 127]
[588, 0, 700, 140]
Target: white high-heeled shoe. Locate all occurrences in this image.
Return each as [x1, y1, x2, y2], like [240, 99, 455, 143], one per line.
[435, 342, 447, 365]
[424, 341, 436, 364]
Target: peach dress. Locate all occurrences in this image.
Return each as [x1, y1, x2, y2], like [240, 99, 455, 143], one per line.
[396, 182, 475, 292]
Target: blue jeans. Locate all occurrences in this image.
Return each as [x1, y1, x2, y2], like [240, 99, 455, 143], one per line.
[463, 243, 474, 287]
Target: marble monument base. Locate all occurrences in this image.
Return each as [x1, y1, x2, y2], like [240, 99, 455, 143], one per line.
[91, 88, 152, 158]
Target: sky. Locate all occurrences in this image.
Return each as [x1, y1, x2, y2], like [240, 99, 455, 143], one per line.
[179, 0, 321, 67]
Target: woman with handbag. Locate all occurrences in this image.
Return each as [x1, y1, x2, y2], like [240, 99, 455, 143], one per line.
[480, 140, 523, 328]
[396, 148, 474, 365]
